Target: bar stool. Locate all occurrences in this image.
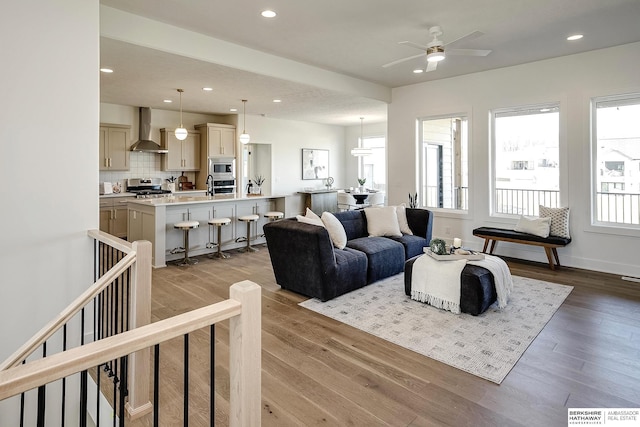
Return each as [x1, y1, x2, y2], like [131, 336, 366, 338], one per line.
[237, 214, 260, 252]
[207, 217, 231, 259]
[172, 220, 200, 266]
[261, 211, 284, 237]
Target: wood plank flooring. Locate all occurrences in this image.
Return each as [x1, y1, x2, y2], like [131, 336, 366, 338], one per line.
[131, 245, 640, 426]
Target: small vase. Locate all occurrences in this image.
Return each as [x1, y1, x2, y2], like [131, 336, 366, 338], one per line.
[359, 185, 365, 193]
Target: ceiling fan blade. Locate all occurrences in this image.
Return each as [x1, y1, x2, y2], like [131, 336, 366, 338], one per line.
[425, 61, 438, 73]
[382, 53, 425, 68]
[444, 30, 484, 47]
[399, 40, 430, 51]
[446, 48, 492, 57]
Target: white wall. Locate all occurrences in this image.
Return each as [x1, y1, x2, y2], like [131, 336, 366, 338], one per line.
[388, 42, 640, 277]
[0, 0, 99, 422]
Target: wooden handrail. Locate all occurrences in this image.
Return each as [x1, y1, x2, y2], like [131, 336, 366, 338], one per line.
[0, 243, 136, 371]
[0, 298, 242, 400]
[88, 228, 134, 254]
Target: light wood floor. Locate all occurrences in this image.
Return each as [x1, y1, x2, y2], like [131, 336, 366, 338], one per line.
[135, 245, 640, 426]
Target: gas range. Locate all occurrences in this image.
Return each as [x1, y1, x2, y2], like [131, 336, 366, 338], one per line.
[127, 178, 172, 199]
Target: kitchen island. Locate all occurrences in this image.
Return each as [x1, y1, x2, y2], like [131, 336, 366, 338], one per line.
[127, 194, 288, 267]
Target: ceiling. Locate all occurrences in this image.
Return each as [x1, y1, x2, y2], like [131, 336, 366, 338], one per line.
[100, 0, 640, 126]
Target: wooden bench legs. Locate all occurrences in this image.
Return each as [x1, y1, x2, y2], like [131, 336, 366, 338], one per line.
[479, 237, 562, 270]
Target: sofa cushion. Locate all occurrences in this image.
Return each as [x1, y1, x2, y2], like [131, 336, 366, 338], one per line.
[321, 211, 347, 249]
[347, 236, 405, 283]
[333, 210, 368, 240]
[387, 234, 428, 259]
[364, 206, 402, 237]
[296, 207, 324, 227]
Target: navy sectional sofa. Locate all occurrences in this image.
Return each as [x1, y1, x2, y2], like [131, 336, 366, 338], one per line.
[263, 208, 433, 301]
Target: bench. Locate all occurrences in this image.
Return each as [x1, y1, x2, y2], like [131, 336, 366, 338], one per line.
[472, 226, 571, 270]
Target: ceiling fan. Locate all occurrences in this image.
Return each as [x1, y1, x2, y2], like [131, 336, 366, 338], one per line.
[383, 26, 492, 72]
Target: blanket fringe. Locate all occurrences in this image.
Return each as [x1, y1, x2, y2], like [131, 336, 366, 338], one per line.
[411, 290, 460, 314]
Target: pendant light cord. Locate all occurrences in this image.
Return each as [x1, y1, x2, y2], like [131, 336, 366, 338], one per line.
[178, 89, 184, 127]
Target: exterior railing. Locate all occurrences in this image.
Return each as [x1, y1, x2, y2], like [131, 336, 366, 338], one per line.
[596, 192, 640, 225]
[423, 186, 468, 210]
[495, 188, 559, 216]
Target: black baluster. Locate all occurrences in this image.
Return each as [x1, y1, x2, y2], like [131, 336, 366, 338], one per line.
[80, 370, 87, 427]
[37, 342, 46, 427]
[118, 356, 127, 427]
[61, 324, 67, 427]
[210, 325, 215, 427]
[154, 344, 160, 426]
[184, 334, 189, 427]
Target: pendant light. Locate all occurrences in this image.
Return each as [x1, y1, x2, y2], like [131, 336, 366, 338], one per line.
[174, 89, 188, 141]
[351, 117, 372, 156]
[239, 99, 250, 144]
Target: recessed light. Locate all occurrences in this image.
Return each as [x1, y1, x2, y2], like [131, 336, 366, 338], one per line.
[230, 108, 238, 112]
[261, 10, 277, 18]
[163, 99, 172, 103]
[413, 69, 424, 74]
[540, 108, 551, 112]
[100, 68, 113, 73]
[567, 34, 583, 41]
[273, 99, 282, 103]
[202, 87, 213, 91]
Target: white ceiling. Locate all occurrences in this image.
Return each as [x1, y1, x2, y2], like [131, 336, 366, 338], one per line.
[100, 0, 640, 126]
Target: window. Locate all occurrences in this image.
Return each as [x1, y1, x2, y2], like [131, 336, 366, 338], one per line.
[358, 136, 386, 191]
[592, 93, 640, 226]
[491, 104, 560, 216]
[418, 115, 468, 211]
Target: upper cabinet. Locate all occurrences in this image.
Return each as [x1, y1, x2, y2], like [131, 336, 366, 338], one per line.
[99, 124, 131, 171]
[160, 129, 201, 171]
[195, 123, 236, 158]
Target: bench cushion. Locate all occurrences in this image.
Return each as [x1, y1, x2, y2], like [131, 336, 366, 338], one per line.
[473, 226, 571, 246]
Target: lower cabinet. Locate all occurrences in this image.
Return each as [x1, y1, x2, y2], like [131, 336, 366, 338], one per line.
[99, 196, 131, 238]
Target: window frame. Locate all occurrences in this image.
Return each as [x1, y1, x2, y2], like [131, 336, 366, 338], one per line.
[489, 102, 561, 219]
[417, 112, 470, 216]
[590, 92, 640, 232]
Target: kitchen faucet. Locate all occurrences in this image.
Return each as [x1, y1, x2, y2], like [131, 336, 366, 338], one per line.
[206, 174, 214, 196]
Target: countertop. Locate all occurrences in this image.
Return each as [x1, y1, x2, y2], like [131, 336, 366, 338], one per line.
[99, 189, 206, 199]
[127, 193, 287, 207]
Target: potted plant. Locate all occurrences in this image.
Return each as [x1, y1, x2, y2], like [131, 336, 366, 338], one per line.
[357, 178, 366, 192]
[254, 175, 265, 195]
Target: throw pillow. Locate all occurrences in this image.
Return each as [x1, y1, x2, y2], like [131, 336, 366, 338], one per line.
[296, 207, 324, 227]
[364, 206, 402, 237]
[395, 203, 413, 235]
[321, 212, 347, 249]
[514, 215, 551, 238]
[539, 205, 570, 238]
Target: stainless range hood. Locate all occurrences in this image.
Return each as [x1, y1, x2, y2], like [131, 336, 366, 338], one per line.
[130, 107, 168, 153]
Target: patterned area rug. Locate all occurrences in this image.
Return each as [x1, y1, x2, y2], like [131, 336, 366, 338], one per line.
[299, 274, 572, 384]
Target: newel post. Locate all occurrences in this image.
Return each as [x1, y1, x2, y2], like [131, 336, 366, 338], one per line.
[229, 280, 262, 427]
[125, 240, 153, 419]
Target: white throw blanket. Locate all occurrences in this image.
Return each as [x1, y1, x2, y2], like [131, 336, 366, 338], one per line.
[468, 255, 513, 309]
[410, 254, 467, 314]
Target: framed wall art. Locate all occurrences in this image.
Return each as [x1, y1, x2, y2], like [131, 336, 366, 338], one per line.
[302, 148, 329, 180]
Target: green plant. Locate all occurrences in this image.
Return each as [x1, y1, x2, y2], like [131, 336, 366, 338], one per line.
[429, 238, 448, 255]
[357, 178, 366, 186]
[254, 175, 265, 186]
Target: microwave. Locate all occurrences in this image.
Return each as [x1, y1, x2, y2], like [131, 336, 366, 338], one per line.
[208, 157, 235, 179]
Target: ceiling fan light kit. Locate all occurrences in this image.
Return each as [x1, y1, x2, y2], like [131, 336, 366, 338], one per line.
[383, 25, 491, 73]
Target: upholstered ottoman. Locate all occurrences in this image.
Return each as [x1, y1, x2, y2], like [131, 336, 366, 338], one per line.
[404, 256, 497, 316]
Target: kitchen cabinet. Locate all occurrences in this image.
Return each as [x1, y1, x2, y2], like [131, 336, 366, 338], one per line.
[160, 129, 200, 171]
[99, 196, 132, 238]
[99, 124, 131, 171]
[195, 123, 236, 157]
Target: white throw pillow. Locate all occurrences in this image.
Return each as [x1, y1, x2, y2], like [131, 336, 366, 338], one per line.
[514, 215, 551, 238]
[321, 212, 347, 249]
[296, 207, 324, 227]
[364, 206, 402, 237]
[395, 203, 413, 235]
[296, 215, 324, 227]
[539, 205, 570, 238]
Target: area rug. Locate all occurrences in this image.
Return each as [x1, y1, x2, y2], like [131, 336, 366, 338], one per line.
[299, 274, 572, 384]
